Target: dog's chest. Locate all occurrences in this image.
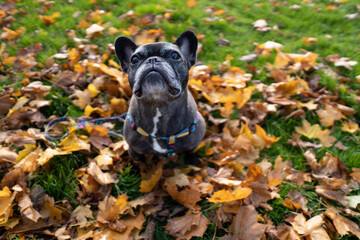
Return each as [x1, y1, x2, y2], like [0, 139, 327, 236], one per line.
[150, 108, 167, 153]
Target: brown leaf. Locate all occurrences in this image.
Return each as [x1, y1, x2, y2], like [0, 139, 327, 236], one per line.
[0, 94, 15, 118]
[291, 213, 330, 240]
[71, 205, 93, 228]
[315, 184, 348, 206]
[316, 104, 344, 127]
[87, 161, 118, 185]
[164, 180, 201, 210]
[165, 211, 209, 240]
[18, 193, 42, 222]
[230, 205, 266, 240]
[325, 207, 360, 238]
[97, 194, 127, 223]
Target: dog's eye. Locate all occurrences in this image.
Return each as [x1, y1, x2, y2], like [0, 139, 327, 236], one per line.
[131, 56, 140, 64]
[170, 52, 180, 60]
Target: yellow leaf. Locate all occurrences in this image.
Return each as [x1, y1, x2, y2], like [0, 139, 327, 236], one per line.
[16, 144, 37, 162]
[2, 56, 16, 66]
[59, 130, 91, 152]
[295, 119, 321, 139]
[140, 161, 163, 193]
[114, 194, 128, 210]
[342, 121, 359, 133]
[37, 148, 70, 166]
[84, 105, 113, 118]
[253, 124, 280, 149]
[15, 145, 40, 172]
[87, 83, 100, 98]
[208, 188, 252, 203]
[0, 186, 16, 226]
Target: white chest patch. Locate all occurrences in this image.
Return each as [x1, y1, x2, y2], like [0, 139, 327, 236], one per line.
[151, 108, 167, 153]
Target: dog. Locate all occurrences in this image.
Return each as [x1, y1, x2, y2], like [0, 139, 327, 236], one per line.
[114, 31, 205, 161]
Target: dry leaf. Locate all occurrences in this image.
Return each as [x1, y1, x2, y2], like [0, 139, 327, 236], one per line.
[230, 205, 267, 240]
[140, 161, 163, 193]
[165, 211, 209, 240]
[291, 213, 330, 240]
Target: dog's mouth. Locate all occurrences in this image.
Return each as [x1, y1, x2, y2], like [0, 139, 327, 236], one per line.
[133, 70, 181, 98]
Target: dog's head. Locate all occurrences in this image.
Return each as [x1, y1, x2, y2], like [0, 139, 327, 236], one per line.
[114, 31, 198, 103]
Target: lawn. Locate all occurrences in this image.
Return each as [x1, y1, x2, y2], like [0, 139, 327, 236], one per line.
[1, 0, 360, 239]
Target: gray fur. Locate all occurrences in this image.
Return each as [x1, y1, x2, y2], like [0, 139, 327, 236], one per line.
[114, 31, 205, 160]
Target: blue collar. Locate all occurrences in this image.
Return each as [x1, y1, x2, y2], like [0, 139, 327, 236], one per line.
[127, 112, 200, 156]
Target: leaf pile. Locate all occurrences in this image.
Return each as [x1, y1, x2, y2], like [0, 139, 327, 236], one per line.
[1, 0, 360, 239]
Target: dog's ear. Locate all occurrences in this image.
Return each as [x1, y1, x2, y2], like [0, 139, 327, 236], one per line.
[174, 31, 198, 68]
[114, 36, 138, 73]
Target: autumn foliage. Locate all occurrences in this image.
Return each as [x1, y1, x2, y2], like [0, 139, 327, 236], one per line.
[1, 0, 360, 240]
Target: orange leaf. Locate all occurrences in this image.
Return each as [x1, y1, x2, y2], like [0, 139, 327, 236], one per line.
[208, 188, 252, 203]
[186, 0, 197, 8]
[140, 161, 163, 193]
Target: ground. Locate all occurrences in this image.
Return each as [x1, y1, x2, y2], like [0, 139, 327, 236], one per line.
[0, 0, 360, 239]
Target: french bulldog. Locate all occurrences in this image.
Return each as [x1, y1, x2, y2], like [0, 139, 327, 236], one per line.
[114, 31, 205, 161]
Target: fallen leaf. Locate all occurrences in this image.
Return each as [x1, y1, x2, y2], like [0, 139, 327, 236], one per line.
[165, 211, 209, 240]
[316, 104, 344, 127]
[0, 186, 16, 226]
[230, 205, 267, 240]
[342, 121, 359, 133]
[325, 207, 360, 238]
[208, 188, 252, 203]
[71, 205, 93, 228]
[18, 193, 41, 222]
[87, 161, 118, 185]
[140, 161, 163, 193]
[291, 213, 330, 240]
[97, 194, 128, 223]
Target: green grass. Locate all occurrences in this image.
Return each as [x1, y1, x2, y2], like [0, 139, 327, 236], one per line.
[29, 152, 88, 203]
[111, 163, 142, 200]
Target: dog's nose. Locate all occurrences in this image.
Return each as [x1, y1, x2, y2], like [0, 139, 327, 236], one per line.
[146, 57, 161, 64]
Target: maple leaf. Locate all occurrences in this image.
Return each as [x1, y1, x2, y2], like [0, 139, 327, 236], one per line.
[140, 160, 163, 193]
[165, 211, 210, 240]
[316, 104, 344, 127]
[229, 205, 267, 240]
[97, 194, 128, 223]
[253, 124, 280, 149]
[39, 195, 62, 222]
[164, 179, 201, 210]
[282, 190, 309, 214]
[70, 205, 93, 228]
[208, 188, 252, 203]
[325, 207, 360, 238]
[59, 130, 91, 152]
[87, 161, 118, 185]
[291, 213, 330, 240]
